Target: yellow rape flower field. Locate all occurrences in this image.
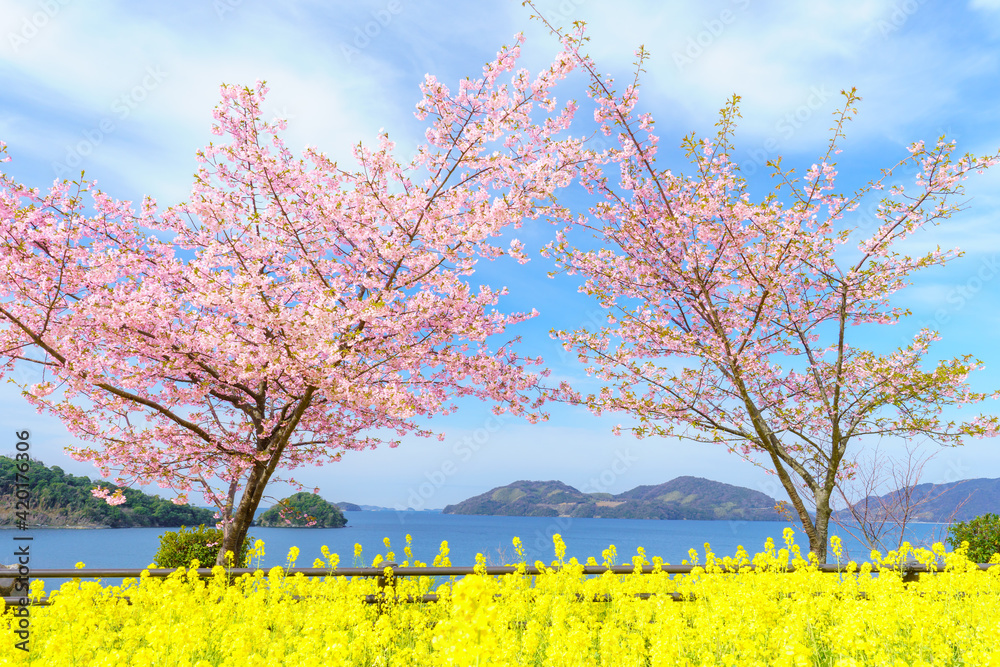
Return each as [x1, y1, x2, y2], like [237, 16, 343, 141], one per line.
[2, 530, 999, 666]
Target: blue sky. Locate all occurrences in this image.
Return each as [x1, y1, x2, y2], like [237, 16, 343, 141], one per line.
[2, 0, 1000, 511]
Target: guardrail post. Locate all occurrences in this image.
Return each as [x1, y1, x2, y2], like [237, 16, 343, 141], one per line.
[376, 562, 397, 614]
[900, 565, 920, 585]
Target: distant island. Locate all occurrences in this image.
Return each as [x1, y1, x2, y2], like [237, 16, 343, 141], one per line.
[335, 502, 441, 513]
[833, 477, 1000, 523]
[335, 501, 362, 511]
[442, 477, 787, 521]
[0, 456, 216, 528]
[443, 475, 1000, 523]
[256, 492, 347, 528]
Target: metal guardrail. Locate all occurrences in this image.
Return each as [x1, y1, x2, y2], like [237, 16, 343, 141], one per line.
[1, 561, 995, 607]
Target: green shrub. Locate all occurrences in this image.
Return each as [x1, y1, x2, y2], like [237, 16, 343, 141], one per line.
[154, 524, 252, 568]
[946, 513, 1000, 563]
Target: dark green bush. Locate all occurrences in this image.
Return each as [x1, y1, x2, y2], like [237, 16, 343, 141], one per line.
[947, 513, 1000, 563]
[154, 524, 252, 568]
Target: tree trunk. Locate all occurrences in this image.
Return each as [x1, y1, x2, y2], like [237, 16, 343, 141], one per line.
[764, 450, 829, 562]
[216, 467, 261, 566]
[214, 390, 315, 566]
[811, 489, 832, 564]
[215, 454, 282, 566]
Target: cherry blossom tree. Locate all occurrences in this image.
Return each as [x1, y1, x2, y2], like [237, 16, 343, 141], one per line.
[540, 22, 1000, 561]
[0, 37, 584, 565]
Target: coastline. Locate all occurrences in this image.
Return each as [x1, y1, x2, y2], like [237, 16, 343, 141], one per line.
[0, 525, 109, 530]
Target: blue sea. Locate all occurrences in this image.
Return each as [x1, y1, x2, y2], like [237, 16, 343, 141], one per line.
[5, 511, 953, 573]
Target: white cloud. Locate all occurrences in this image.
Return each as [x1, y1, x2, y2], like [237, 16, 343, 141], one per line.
[0, 0, 447, 202]
[561, 0, 989, 154]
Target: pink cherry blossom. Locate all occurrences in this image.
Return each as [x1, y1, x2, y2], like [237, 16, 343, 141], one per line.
[28, 383, 54, 398]
[91, 487, 127, 506]
[528, 7, 1000, 562]
[0, 36, 587, 565]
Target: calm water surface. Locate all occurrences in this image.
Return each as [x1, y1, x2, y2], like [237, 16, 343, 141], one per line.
[4, 511, 952, 572]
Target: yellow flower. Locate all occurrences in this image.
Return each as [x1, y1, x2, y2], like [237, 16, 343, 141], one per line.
[552, 533, 567, 563]
[5, 534, 997, 665]
[831, 535, 843, 561]
[353, 542, 364, 566]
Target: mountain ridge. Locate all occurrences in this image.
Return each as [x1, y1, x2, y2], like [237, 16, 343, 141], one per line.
[833, 477, 1000, 523]
[442, 477, 787, 521]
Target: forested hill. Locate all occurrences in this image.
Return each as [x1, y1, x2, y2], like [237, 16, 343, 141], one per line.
[0, 456, 216, 528]
[442, 477, 786, 521]
[834, 477, 1000, 523]
[256, 492, 347, 528]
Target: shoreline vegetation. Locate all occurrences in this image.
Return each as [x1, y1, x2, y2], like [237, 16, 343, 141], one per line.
[0, 456, 360, 530]
[0, 456, 216, 529]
